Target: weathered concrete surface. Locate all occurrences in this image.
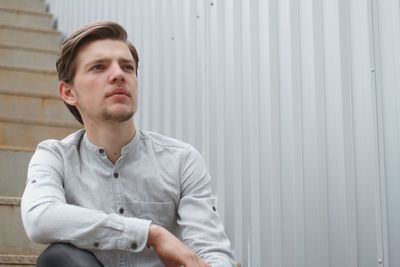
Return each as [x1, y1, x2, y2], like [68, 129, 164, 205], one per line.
[0, 0, 73, 264]
[0, 148, 33, 197]
[0, 117, 81, 148]
[0, 93, 75, 121]
[0, 198, 46, 255]
[0, 25, 61, 51]
[0, 45, 56, 72]
[0, 8, 53, 30]
[0, 66, 58, 95]
[0, 0, 46, 13]
[0, 264, 35, 267]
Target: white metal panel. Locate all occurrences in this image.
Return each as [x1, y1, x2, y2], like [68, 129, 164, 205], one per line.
[46, 0, 400, 266]
[374, 0, 400, 266]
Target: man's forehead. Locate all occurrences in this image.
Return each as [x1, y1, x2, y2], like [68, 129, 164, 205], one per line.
[77, 39, 134, 63]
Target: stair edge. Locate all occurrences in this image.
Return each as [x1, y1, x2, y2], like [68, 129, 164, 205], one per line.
[0, 43, 58, 54]
[0, 145, 35, 152]
[0, 196, 21, 206]
[0, 89, 59, 99]
[0, 115, 81, 129]
[0, 254, 37, 265]
[0, 65, 57, 75]
[0, 6, 53, 18]
[0, 23, 60, 35]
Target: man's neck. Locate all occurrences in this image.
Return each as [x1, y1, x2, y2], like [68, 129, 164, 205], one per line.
[85, 119, 136, 164]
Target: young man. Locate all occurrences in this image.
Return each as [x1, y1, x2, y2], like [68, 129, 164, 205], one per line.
[21, 21, 235, 267]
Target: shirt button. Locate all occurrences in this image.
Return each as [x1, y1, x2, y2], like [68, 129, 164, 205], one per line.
[31, 180, 37, 184]
[113, 172, 119, 178]
[93, 242, 100, 248]
[212, 206, 216, 212]
[99, 149, 104, 154]
[119, 208, 124, 214]
[131, 242, 138, 250]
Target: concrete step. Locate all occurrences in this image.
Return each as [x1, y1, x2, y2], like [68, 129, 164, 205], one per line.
[0, 65, 58, 94]
[0, 147, 33, 197]
[0, 90, 75, 121]
[0, 254, 36, 267]
[0, 44, 56, 72]
[0, 8, 53, 31]
[0, 0, 46, 13]
[0, 197, 44, 257]
[0, 24, 61, 51]
[0, 116, 81, 148]
[1, 264, 34, 267]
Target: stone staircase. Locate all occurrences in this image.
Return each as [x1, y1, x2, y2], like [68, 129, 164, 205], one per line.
[0, 0, 80, 265]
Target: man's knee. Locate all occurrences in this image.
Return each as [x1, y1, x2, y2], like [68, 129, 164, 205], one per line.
[37, 243, 103, 267]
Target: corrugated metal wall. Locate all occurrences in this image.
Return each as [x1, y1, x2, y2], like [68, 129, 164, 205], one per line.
[46, 0, 400, 266]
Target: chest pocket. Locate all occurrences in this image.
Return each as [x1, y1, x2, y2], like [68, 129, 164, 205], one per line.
[128, 201, 177, 231]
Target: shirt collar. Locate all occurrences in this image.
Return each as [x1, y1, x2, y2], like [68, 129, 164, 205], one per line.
[82, 129, 141, 156]
[121, 130, 141, 155]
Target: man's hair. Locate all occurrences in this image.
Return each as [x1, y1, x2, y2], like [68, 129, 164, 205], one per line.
[56, 21, 139, 125]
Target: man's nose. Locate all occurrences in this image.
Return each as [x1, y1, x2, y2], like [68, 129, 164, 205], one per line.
[109, 63, 125, 83]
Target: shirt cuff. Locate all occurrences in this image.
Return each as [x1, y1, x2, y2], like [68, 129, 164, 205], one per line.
[118, 217, 152, 252]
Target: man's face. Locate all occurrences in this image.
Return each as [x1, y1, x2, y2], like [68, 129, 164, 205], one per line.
[68, 39, 138, 124]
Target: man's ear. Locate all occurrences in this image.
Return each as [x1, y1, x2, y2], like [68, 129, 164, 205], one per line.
[59, 81, 77, 105]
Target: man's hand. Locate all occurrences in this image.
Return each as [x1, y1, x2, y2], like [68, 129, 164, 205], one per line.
[147, 224, 211, 267]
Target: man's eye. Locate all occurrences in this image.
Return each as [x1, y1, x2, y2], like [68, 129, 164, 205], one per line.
[123, 65, 135, 71]
[91, 64, 105, 71]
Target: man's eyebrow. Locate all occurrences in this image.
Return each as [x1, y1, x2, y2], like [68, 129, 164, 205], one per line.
[84, 57, 135, 67]
[83, 58, 110, 68]
[119, 58, 135, 64]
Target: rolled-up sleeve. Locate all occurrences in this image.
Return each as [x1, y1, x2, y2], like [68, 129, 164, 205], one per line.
[178, 146, 236, 266]
[21, 140, 151, 252]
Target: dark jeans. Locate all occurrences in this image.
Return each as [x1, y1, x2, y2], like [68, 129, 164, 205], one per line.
[36, 243, 104, 267]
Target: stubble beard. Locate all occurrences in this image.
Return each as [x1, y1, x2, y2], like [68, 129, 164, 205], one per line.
[101, 110, 135, 123]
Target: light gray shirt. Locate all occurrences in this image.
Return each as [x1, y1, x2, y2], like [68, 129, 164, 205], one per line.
[21, 129, 235, 267]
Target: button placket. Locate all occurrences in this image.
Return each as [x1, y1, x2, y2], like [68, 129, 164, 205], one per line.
[112, 167, 126, 216]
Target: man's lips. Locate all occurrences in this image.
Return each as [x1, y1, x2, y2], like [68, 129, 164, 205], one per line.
[107, 88, 131, 97]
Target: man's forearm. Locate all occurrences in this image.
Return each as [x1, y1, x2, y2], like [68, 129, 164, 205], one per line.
[21, 199, 151, 252]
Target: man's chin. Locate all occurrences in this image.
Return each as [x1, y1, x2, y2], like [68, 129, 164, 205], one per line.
[101, 110, 135, 123]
